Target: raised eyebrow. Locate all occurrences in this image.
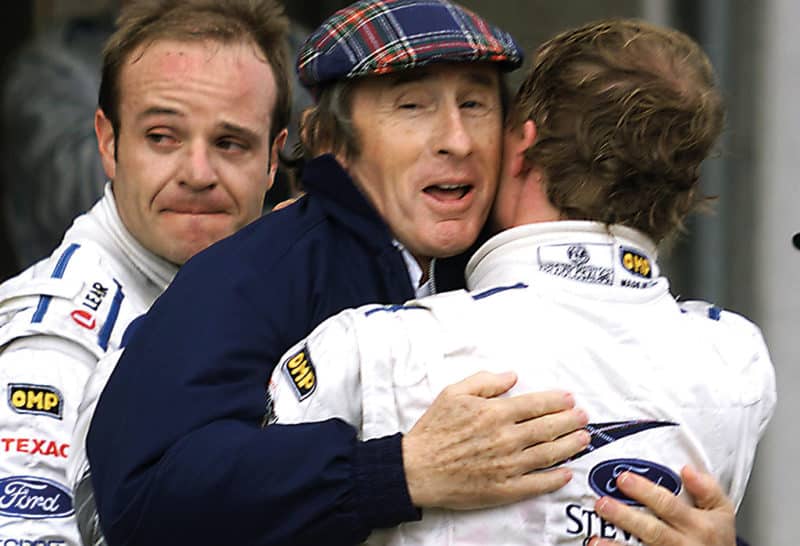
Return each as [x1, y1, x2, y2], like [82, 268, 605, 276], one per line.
[136, 106, 182, 123]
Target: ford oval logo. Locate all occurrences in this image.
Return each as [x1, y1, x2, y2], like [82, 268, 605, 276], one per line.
[588, 458, 681, 506]
[0, 476, 74, 519]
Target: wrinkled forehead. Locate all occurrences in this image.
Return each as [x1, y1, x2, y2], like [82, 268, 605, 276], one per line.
[357, 62, 502, 93]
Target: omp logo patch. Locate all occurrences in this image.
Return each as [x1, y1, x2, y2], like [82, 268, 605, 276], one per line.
[620, 248, 652, 278]
[7, 384, 63, 420]
[282, 346, 317, 401]
[589, 458, 682, 506]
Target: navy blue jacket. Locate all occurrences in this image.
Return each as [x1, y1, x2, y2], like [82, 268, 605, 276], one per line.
[88, 156, 470, 546]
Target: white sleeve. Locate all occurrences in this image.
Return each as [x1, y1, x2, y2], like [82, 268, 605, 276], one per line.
[0, 335, 95, 544]
[723, 311, 777, 510]
[68, 347, 124, 546]
[68, 347, 124, 489]
[269, 309, 366, 430]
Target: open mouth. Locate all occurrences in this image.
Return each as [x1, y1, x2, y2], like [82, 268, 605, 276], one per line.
[423, 184, 473, 201]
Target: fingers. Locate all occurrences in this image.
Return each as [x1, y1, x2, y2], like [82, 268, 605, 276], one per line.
[594, 494, 674, 546]
[681, 465, 732, 512]
[500, 467, 573, 501]
[499, 389, 579, 423]
[593, 470, 736, 546]
[515, 406, 588, 446]
[519, 427, 590, 471]
[441, 371, 518, 398]
[614, 471, 687, 525]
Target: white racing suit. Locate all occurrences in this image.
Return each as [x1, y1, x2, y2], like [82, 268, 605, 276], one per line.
[270, 221, 776, 546]
[0, 184, 176, 545]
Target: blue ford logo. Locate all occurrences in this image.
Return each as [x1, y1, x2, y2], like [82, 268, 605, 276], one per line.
[588, 458, 681, 506]
[0, 476, 74, 519]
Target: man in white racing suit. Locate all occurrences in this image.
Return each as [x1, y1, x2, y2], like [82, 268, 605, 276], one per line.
[0, 0, 292, 542]
[0, 186, 176, 545]
[269, 19, 776, 546]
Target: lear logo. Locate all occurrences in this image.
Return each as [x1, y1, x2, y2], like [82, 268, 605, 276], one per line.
[0, 476, 74, 519]
[282, 345, 317, 401]
[589, 458, 681, 506]
[70, 309, 96, 330]
[620, 248, 652, 278]
[7, 384, 63, 420]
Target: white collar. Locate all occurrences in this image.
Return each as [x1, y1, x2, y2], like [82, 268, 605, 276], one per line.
[466, 221, 661, 293]
[71, 183, 178, 292]
[392, 240, 435, 297]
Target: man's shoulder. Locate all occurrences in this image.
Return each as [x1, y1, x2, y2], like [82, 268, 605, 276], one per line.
[187, 198, 381, 277]
[677, 300, 764, 341]
[0, 241, 131, 356]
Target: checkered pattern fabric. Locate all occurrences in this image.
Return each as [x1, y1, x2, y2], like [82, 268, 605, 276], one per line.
[297, 0, 522, 91]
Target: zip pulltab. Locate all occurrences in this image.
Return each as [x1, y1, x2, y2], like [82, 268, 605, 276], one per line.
[428, 258, 437, 294]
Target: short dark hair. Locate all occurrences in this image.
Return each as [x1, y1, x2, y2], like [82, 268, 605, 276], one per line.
[99, 0, 291, 147]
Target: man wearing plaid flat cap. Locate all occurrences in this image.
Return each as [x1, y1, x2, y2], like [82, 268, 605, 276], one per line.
[88, 2, 593, 545]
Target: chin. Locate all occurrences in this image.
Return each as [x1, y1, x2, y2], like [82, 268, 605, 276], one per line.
[435, 224, 482, 256]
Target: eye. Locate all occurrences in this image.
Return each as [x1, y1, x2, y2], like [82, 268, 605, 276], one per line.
[461, 100, 482, 109]
[216, 138, 248, 152]
[399, 102, 420, 110]
[146, 132, 178, 146]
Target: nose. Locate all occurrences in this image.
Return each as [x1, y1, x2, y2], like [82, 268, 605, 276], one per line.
[182, 141, 218, 190]
[436, 103, 473, 159]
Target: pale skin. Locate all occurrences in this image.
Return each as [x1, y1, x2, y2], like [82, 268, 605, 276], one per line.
[340, 64, 503, 271]
[403, 372, 590, 508]
[96, 38, 287, 266]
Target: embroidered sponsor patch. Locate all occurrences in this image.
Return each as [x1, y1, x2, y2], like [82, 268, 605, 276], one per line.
[7, 384, 63, 420]
[1, 437, 69, 459]
[537, 243, 614, 285]
[0, 476, 74, 519]
[281, 345, 317, 401]
[588, 458, 682, 506]
[620, 248, 652, 278]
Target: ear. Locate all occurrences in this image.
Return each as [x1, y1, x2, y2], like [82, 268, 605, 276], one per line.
[266, 128, 289, 189]
[507, 120, 537, 178]
[95, 108, 117, 180]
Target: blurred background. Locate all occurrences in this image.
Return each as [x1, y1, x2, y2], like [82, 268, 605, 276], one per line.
[1, 1, 797, 543]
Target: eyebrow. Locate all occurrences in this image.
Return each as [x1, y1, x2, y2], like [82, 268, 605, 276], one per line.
[219, 122, 262, 144]
[136, 107, 263, 142]
[136, 106, 182, 122]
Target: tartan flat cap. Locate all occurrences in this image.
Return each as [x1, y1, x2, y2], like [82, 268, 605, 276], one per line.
[297, 0, 523, 92]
